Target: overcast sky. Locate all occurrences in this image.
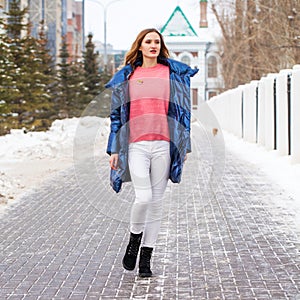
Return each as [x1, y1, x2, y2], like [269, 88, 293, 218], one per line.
[84, 0, 215, 50]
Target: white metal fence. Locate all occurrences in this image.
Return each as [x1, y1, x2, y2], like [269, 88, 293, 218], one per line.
[208, 65, 300, 164]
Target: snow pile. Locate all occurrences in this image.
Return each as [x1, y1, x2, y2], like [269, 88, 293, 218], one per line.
[0, 118, 79, 161]
[0, 117, 109, 209]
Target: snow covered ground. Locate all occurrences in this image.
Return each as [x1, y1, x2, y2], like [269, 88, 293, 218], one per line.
[223, 132, 300, 203]
[1, 117, 300, 219]
[0, 117, 109, 213]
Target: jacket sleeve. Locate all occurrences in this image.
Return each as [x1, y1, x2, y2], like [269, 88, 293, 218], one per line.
[185, 67, 198, 153]
[106, 88, 122, 155]
[186, 108, 192, 153]
[184, 87, 192, 153]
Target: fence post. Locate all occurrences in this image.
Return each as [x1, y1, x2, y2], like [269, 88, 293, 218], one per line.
[276, 69, 292, 156]
[290, 65, 300, 163]
[243, 80, 259, 143]
[232, 86, 243, 138]
[222, 91, 229, 132]
[264, 73, 277, 151]
[257, 76, 266, 146]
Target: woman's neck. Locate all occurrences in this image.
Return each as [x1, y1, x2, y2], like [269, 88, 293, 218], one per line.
[141, 57, 158, 68]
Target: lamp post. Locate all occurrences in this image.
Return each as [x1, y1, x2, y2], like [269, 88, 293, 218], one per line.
[84, 0, 121, 72]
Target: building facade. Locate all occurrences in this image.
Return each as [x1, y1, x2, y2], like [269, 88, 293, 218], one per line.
[26, 0, 64, 60]
[161, 0, 223, 107]
[0, 0, 84, 63]
[66, 0, 83, 62]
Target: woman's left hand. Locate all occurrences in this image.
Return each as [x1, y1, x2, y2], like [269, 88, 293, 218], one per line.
[109, 153, 119, 170]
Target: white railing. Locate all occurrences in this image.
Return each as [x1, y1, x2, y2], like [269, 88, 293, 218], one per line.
[208, 65, 300, 164]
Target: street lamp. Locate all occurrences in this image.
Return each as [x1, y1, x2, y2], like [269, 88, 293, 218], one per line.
[83, 0, 121, 72]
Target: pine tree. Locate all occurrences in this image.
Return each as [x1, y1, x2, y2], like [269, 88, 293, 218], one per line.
[83, 33, 102, 97]
[0, 1, 27, 133]
[82, 32, 112, 117]
[1, 0, 55, 131]
[68, 60, 89, 116]
[37, 20, 55, 77]
[0, 16, 21, 115]
[17, 24, 54, 124]
[54, 35, 87, 118]
[4, 0, 28, 116]
[5, 0, 27, 39]
[55, 35, 70, 116]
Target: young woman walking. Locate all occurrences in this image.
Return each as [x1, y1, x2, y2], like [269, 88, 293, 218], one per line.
[106, 28, 198, 277]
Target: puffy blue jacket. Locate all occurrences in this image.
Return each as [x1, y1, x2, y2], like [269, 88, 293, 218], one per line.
[106, 57, 199, 193]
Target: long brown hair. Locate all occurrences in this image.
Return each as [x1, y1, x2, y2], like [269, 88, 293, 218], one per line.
[124, 28, 170, 68]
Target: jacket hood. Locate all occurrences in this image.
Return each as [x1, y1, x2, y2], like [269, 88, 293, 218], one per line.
[167, 58, 199, 77]
[105, 58, 198, 89]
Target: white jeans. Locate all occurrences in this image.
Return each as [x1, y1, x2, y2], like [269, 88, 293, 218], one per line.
[128, 140, 170, 248]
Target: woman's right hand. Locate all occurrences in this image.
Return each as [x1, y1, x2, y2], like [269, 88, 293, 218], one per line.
[109, 153, 119, 170]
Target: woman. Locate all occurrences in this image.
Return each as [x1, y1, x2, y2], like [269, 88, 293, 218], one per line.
[106, 28, 198, 277]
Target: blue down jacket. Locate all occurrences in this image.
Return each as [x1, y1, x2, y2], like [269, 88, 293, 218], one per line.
[105, 57, 199, 193]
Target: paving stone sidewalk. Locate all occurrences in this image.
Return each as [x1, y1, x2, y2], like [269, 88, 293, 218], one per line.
[0, 126, 300, 300]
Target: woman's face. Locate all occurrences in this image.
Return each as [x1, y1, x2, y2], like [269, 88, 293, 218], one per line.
[139, 31, 161, 59]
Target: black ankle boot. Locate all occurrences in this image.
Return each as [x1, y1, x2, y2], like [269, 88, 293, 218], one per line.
[122, 232, 143, 271]
[139, 247, 153, 277]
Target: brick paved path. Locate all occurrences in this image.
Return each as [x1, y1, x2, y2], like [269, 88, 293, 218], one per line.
[0, 125, 300, 300]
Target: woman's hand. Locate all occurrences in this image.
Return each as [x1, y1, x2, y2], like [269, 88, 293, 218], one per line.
[109, 153, 119, 170]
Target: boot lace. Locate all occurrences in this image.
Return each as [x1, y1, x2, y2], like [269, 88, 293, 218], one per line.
[127, 236, 141, 256]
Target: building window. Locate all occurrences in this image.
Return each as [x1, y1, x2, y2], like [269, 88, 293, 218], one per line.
[181, 55, 191, 66]
[207, 56, 217, 78]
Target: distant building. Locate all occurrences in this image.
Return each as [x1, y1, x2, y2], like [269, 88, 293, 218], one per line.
[66, 0, 83, 62]
[1, 0, 83, 64]
[25, 0, 83, 63]
[161, 0, 224, 106]
[27, 0, 66, 62]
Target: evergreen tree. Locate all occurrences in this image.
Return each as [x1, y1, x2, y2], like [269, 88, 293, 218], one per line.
[17, 24, 54, 123]
[36, 20, 55, 79]
[34, 20, 56, 121]
[0, 16, 21, 117]
[0, 1, 27, 133]
[83, 33, 102, 97]
[55, 35, 87, 118]
[55, 35, 70, 115]
[68, 60, 89, 116]
[5, 0, 27, 39]
[1, 0, 55, 131]
[82, 33, 112, 117]
[5, 0, 27, 116]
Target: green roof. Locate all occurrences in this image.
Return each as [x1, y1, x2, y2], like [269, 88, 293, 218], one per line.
[160, 6, 198, 37]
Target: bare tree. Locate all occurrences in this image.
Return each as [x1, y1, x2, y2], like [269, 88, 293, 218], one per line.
[211, 0, 300, 90]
